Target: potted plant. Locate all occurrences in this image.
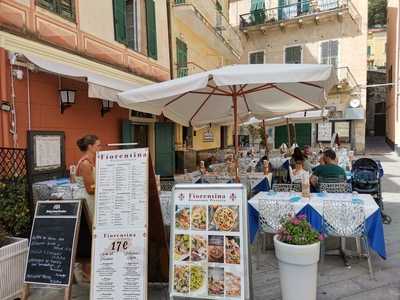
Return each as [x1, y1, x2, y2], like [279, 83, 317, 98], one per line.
[0, 180, 30, 300]
[274, 214, 323, 300]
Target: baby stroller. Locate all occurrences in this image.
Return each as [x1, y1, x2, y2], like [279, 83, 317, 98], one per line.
[352, 158, 391, 224]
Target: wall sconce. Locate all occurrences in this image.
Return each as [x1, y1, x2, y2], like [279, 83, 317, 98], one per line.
[101, 100, 113, 117]
[1, 101, 12, 112]
[59, 89, 76, 113]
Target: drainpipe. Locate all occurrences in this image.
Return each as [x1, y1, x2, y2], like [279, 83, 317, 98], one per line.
[166, 0, 174, 80]
[396, 0, 400, 152]
[0, 49, 10, 147]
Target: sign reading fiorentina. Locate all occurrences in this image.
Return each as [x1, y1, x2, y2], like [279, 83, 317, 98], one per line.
[91, 148, 149, 300]
[170, 184, 250, 300]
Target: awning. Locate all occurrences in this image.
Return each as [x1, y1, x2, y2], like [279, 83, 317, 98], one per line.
[23, 53, 141, 102]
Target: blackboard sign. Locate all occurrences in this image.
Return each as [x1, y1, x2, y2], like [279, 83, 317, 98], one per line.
[24, 201, 81, 287]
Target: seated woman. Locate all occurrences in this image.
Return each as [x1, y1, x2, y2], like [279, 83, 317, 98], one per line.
[289, 151, 309, 184]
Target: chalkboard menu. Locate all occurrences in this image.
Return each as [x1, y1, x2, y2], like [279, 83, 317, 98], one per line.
[24, 201, 81, 286]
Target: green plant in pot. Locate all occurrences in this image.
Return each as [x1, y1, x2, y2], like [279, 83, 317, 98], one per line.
[274, 214, 323, 300]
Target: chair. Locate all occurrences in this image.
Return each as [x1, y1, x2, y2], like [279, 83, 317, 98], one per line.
[322, 199, 374, 279]
[272, 183, 301, 192]
[320, 182, 352, 193]
[257, 199, 295, 268]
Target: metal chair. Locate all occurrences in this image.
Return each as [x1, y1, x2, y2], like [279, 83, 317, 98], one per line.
[320, 182, 352, 193]
[322, 199, 374, 279]
[272, 183, 301, 192]
[257, 199, 295, 269]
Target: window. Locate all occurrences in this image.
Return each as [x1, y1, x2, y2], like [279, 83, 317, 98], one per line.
[216, 1, 223, 31]
[250, 0, 265, 25]
[146, 0, 157, 59]
[176, 38, 188, 77]
[367, 45, 371, 57]
[333, 121, 351, 144]
[320, 40, 339, 68]
[37, 0, 75, 21]
[249, 51, 264, 64]
[284, 46, 302, 64]
[113, 0, 140, 51]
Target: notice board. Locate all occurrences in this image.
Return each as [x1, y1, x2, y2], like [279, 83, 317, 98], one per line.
[170, 184, 250, 300]
[91, 148, 149, 300]
[24, 200, 81, 286]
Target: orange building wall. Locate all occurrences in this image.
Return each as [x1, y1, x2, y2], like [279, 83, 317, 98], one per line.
[13, 68, 129, 167]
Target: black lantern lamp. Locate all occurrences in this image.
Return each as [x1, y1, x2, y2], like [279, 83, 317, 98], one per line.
[101, 100, 113, 117]
[59, 89, 76, 113]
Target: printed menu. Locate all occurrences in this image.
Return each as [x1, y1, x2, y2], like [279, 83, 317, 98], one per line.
[170, 185, 248, 300]
[92, 149, 149, 300]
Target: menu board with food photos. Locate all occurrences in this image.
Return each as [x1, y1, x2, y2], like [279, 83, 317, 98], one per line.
[170, 184, 250, 300]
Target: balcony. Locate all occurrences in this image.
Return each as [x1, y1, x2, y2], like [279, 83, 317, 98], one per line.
[335, 66, 360, 93]
[173, 0, 243, 60]
[239, 0, 361, 32]
[177, 66, 189, 78]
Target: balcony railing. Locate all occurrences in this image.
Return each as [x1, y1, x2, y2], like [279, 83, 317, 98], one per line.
[336, 66, 360, 92]
[174, 0, 242, 58]
[240, 0, 360, 30]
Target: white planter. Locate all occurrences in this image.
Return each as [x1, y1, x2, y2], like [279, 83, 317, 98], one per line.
[274, 235, 320, 300]
[0, 238, 29, 300]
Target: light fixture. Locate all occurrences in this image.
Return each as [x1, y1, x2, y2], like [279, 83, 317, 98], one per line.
[101, 100, 114, 117]
[349, 98, 361, 108]
[1, 101, 12, 112]
[59, 89, 76, 113]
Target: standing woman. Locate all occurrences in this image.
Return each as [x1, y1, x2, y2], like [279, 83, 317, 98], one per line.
[75, 134, 101, 225]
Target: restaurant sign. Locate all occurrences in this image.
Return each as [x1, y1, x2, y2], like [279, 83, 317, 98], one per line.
[170, 184, 250, 300]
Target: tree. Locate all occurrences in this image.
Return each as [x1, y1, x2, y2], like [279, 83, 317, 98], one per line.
[369, 0, 387, 28]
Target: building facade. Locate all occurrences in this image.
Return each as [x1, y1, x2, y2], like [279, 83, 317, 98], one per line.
[169, 0, 243, 160]
[230, 0, 368, 153]
[0, 0, 170, 169]
[368, 27, 387, 70]
[386, 0, 400, 152]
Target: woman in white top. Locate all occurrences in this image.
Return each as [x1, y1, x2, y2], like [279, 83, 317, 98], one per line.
[289, 150, 309, 183]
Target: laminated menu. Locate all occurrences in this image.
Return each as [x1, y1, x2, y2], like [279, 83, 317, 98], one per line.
[170, 184, 249, 300]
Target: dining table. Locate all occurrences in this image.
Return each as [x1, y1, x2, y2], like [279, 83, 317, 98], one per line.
[248, 191, 387, 259]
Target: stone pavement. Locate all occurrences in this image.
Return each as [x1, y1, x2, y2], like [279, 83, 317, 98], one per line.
[29, 138, 400, 300]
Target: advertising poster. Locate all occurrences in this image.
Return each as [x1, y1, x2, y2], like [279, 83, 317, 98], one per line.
[170, 184, 249, 300]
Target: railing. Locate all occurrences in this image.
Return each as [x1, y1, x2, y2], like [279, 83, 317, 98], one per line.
[0, 147, 27, 181]
[174, 0, 243, 57]
[177, 66, 189, 78]
[240, 0, 356, 29]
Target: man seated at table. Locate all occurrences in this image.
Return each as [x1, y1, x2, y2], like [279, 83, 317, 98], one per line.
[302, 145, 314, 172]
[311, 149, 346, 185]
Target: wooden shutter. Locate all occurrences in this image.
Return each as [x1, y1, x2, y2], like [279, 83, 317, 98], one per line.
[294, 123, 311, 148]
[302, 0, 309, 13]
[250, 52, 264, 64]
[278, 0, 284, 20]
[146, 0, 158, 59]
[113, 0, 127, 43]
[275, 125, 288, 149]
[176, 39, 187, 67]
[121, 120, 135, 149]
[58, 0, 74, 20]
[285, 46, 301, 64]
[38, 0, 56, 11]
[329, 40, 339, 68]
[250, 0, 265, 24]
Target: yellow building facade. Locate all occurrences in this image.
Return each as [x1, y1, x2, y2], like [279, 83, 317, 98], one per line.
[368, 28, 387, 70]
[170, 0, 243, 152]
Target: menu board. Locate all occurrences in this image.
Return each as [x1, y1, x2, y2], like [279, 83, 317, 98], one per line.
[92, 148, 149, 300]
[317, 122, 332, 142]
[170, 184, 249, 300]
[24, 201, 81, 286]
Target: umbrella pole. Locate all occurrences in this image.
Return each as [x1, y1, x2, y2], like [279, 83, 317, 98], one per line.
[232, 87, 240, 182]
[262, 119, 269, 154]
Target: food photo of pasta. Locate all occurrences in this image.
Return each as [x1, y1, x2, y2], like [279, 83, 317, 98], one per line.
[208, 235, 224, 263]
[174, 234, 190, 261]
[225, 236, 240, 264]
[208, 267, 225, 296]
[225, 270, 241, 297]
[209, 205, 239, 232]
[191, 205, 207, 230]
[175, 206, 190, 230]
[191, 235, 207, 262]
[190, 265, 206, 295]
[174, 265, 189, 294]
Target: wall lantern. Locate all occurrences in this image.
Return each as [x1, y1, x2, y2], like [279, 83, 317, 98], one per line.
[0, 101, 12, 112]
[101, 100, 114, 117]
[59, 89, 76, 113]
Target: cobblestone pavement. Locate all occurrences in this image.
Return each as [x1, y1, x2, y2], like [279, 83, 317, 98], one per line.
[29, 138, 400, 300]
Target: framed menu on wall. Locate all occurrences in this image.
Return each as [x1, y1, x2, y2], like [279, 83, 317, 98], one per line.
[316, 122, 332, 142]
[91, 148, 149, 300]
[170, 184, 250, 300]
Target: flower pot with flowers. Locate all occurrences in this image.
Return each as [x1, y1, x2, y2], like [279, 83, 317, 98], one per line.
[274, 214, 323, 300]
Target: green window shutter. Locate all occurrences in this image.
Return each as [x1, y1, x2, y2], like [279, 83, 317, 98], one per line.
[250, 0, 265, 25]
[294, 123, 311, 148]
[278, 0, 284, 20]
[146, 0, 158, 59]
[367, 46, 371, 56]
[121, 120, 135, 149]
[113, 0, 126, 43]
[302, 0, 309, 13]
[58, 0, 74, 20]
[275, 125, 288, 149]
[38, 0, 56, 11]
[285, 46, 301, 64]
[249, 51, 264, 64]
[176, 38, 188, 77]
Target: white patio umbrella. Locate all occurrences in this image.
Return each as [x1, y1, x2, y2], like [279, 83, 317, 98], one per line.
[118, 64, 336, 179]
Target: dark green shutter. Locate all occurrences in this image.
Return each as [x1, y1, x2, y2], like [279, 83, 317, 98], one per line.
[250, 0, 265, 25]
[38, 0, 56, 11]
[285, 46, 301, 64]
[121, 120, 135, 149]
[176, 38, 188, 77]
[113, 0, 126, 43]
[146, 0, 158, 59]
[301, 0, 309, 13]
[278, 0, 284, 20]
[58, 0, 74, 20]
[275, 125, 288, 149]
[294, 123, 311, 148]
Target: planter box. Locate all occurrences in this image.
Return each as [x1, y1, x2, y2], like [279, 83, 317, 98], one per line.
[0, 238, 29, 300]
